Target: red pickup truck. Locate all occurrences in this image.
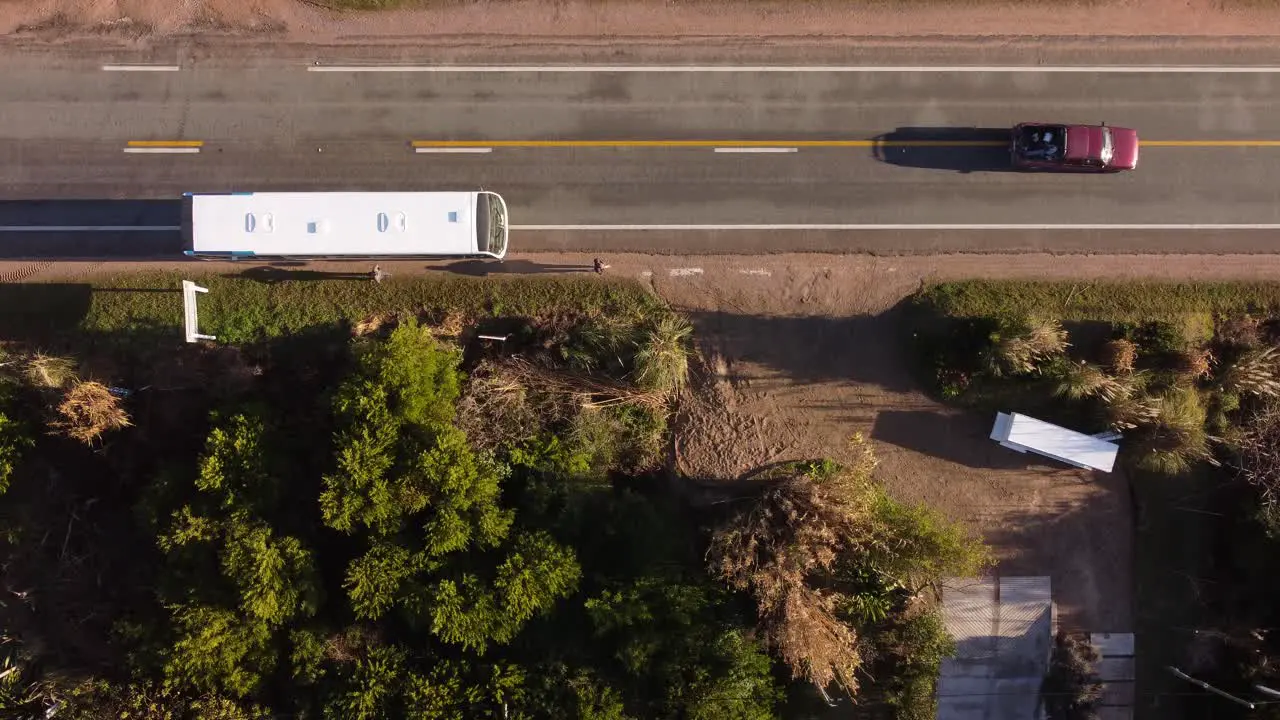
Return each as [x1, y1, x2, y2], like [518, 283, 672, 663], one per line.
[1012, 123, 1139, 173]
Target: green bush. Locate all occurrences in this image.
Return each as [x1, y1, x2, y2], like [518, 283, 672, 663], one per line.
[0, 410, 31, 495]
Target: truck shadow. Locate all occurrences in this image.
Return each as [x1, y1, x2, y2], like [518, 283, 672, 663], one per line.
[871, 127, 1015, 173]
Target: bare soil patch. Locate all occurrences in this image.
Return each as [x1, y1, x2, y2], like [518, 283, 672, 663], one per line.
[1, 0, 1279, 42]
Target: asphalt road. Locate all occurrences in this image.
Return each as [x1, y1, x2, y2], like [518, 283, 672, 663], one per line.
[4, 46, 1280, 256]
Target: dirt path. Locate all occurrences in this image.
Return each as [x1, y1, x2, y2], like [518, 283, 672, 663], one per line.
[13, 251, 1280, 632]
[2, 0, 1279, 43]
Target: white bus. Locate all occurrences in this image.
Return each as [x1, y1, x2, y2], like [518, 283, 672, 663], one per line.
[182, 191, 508, 260]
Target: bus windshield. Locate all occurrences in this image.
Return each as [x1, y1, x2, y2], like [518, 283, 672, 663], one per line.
[476, 192, 509, 259]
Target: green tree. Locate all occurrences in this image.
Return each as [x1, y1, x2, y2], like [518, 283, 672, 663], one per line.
[321, 322, 495, 539]
[586, 578, 780, 719]
[403, 661, 528, 720]
[320, 380, 401, 534]
[345, 541, 424, 620]
[220, 513, 321, 625]
[424, 531, 581, 653]
[196, 411, 279, 512]
[161, 604, 274, 698]
[59, 679, 270, 720]
[413, 425, 512, 557]
[324, 644, 406, 720]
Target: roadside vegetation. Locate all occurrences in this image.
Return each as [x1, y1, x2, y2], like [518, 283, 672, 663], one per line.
[0, 272, 984, 719]
[911, 280, 1280, 719]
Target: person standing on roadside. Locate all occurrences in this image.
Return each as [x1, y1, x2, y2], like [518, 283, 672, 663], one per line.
[370, 264, 389, 283]
[593, 258, 610, 274]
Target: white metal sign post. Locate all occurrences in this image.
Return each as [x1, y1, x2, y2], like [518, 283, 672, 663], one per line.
[181, 280, 216, 343]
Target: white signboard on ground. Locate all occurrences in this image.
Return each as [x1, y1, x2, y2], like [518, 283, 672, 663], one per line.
[181, 280, 216, 343]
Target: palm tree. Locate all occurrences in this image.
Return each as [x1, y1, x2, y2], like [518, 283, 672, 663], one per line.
[632, 314, 693, 395]
[1054, 361, 1124, 402]
[988, 317, 1070, 377]
[1130, 387, 1214, 474]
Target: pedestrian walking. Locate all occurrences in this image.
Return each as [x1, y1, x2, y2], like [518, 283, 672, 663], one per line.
[593, 258, 610, 274]
[370, 264, 390, 284]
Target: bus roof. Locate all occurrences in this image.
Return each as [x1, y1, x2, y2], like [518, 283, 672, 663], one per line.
[187, 192, 490, 256]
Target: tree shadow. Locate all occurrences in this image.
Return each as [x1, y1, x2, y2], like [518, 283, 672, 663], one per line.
[686, 308, 918, 394]
[871, 126, 1015, 173]
[0, 283, 94, 338]
[978, 468, 1135, 635]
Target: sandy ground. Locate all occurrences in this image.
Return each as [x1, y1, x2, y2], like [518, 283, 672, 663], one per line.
[18, 251, 1280, 632]
[2, 0, 1280, 42]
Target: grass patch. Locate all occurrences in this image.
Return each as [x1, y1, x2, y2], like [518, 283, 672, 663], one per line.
[918, 280, 1280, 323]
[34, 271, 664, 345]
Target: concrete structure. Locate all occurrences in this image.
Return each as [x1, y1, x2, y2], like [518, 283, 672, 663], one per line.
[937, 576, 1053, 720]
[991, 412, 1119, 473]
[1092, 633, 1135, 720]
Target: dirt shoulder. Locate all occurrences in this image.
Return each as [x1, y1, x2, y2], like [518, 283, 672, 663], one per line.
[15, 251, 1280, 633]
[3, 0, 1280, 44]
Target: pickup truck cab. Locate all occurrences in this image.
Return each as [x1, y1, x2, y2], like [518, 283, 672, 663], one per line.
[1012, 123, 1139, 173]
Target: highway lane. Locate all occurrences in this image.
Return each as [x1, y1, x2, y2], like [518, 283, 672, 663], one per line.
[3, 64, 1280, 252]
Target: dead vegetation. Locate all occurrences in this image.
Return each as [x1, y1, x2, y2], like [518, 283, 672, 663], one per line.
[707, 444, 878, 698]
[705, 435, 987, 702]
[51, 382, 133, 445]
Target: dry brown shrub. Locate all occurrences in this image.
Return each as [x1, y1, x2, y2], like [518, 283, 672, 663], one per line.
[428, 310, 468, 340]
[707, 439, 886, 699]
[455, 360, 543, 451]
[353, 312, 396, 337]
[456, 357, 667, 451]
[1100, 338, 1138, 375]
[1217, 314, 1263, 349]
[52, 381, 132, 445]
[1177, 347, 1215, 382]
[1237, 399, 1280, 508]
[24, 354, 78, 390]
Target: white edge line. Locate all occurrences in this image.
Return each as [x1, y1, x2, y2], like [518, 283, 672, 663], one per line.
[414, 147, 493, 154]
[102, 65, 181, 71]
[669, 268, 705, 276]
[714, 147, 799, 153]
[308, 64, 1280, 73]
[123, 147, 201, 154]
[0, 226, 182, 232]
[511, 224, 1280, 231]
[738, 269, 773, 276]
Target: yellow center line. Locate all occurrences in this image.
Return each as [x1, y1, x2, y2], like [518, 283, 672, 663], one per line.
[411, 139, 1280, 149]
[127, 140, 204, 148]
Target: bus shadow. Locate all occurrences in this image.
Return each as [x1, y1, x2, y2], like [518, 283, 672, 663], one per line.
[227, 267, 375, 284]
[438, 260, 596, 277]
[871, 127, 1014, 173]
